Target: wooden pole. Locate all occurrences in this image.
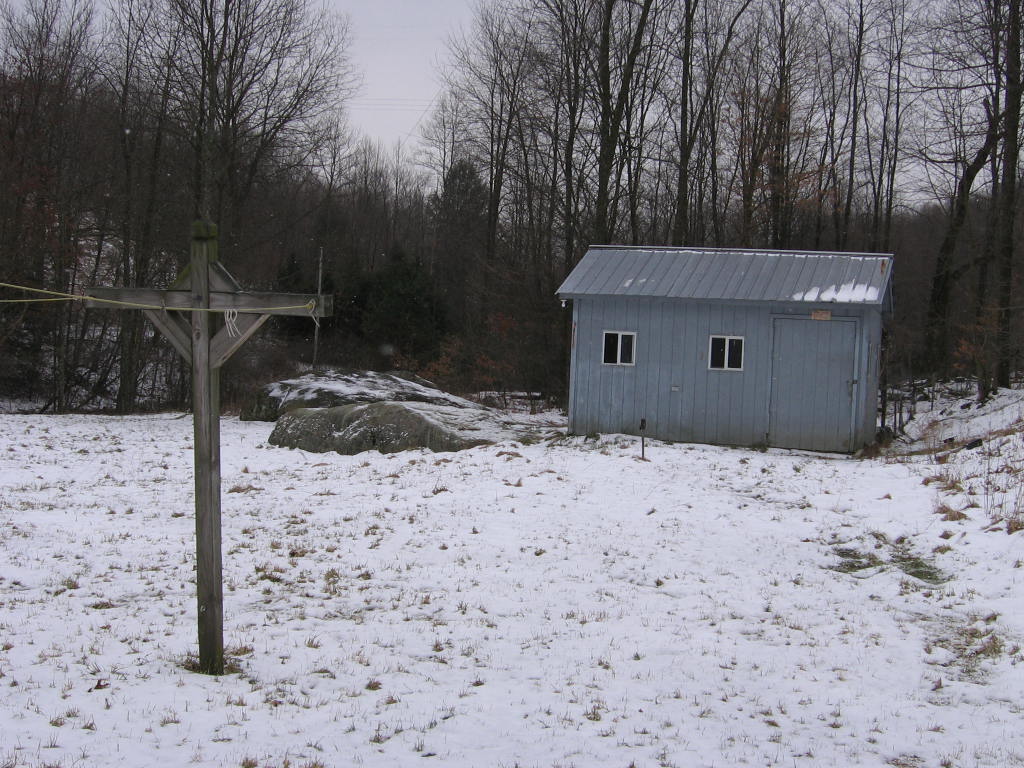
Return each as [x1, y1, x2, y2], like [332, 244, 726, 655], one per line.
[85, 223, 332, 677]
[191, 221, 224, 675]
[313, 246, 323, 370]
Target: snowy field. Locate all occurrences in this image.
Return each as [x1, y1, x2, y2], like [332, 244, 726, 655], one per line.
[1, 392, 1023, 768]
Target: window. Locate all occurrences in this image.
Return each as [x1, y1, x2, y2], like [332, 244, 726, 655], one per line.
[603, 331, 636, 365]
[709, 335, 743, 370]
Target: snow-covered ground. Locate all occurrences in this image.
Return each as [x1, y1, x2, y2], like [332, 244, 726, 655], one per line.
[1, 392, 1023, 768]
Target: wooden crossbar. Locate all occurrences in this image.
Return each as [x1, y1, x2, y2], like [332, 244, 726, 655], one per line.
[85, 287, 333, 316]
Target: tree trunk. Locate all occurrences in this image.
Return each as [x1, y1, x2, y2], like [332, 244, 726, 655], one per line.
[838, 0, 865, 251]
[996, 0, 1021, 388]
[593, 0, 653, 244]
[924, 106, 1000, 376]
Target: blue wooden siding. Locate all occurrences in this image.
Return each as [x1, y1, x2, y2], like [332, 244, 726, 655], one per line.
[568, 296, 882, 450]
[769, 317, 858, 451]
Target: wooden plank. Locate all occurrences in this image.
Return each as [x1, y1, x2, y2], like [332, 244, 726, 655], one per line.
[142, 309, 193, 364]
[209, 261, 241, 292]
[190, 221, 224, 676]
[85, 287, 333, 317]
[162, 260, 239, 292]
[210, 313, 270, 369]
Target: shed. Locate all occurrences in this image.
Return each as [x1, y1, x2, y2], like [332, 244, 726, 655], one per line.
[556, 246, 893, 452]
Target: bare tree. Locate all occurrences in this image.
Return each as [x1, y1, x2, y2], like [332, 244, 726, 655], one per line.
[161, 0, 355, 247]
[591, 0, 656, 244]
[917, 0, 1015, 378]
[533, 0, 594, 270]
[995, 0, 1021, 387]
[0, 0, 107, 409]
[666, 0, 753, 246]
[102, 0, 185, 410]
[863, 0, 912, 251]
[444, 2, 536, 263]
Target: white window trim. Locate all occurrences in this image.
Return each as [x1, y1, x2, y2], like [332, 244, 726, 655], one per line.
[708, 334, 744, 371]
[602, 330, 636, 366]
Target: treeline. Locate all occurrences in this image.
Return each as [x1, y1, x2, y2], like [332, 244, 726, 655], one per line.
[0, 0, 1022, 413]
[426, 0, 1024, 400]
[0, 0, 356, 410]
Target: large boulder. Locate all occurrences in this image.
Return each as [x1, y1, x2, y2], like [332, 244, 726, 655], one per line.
[268, 401, 529, 454]
[241, 369, 479, 421]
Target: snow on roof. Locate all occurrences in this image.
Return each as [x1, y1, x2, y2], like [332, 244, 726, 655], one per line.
[557, 246, 892, 305]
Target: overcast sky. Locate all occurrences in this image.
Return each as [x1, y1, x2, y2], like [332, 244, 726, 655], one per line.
[336, 0, 476, 147]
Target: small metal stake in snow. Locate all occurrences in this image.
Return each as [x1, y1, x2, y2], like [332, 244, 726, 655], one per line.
[86, 221, 332, 675]
[639, 418, 647, 460]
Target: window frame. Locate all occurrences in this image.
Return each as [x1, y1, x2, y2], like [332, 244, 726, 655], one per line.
[708, 334, 744, 371]
[602, 330, 637, 366]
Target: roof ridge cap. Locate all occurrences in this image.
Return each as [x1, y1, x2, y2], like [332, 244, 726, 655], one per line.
[586, 245, 893, 258]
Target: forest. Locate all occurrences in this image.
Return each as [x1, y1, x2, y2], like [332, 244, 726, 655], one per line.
[0, 0, 1021, 412]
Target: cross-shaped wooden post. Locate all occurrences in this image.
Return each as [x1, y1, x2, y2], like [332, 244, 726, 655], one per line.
[86, 221, 332, 675]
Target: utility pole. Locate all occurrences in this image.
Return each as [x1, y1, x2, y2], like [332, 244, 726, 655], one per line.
[87, 222, 332, 674]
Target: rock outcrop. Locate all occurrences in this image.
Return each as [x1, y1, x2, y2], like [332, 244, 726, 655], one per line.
[268, 401, 531, 454]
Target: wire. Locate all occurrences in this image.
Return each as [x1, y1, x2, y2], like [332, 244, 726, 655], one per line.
[0, 297, 76, 304]
[0, 280, 317, 315]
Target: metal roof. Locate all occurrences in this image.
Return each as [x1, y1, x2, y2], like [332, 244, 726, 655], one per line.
[557, 246, 893, 305]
